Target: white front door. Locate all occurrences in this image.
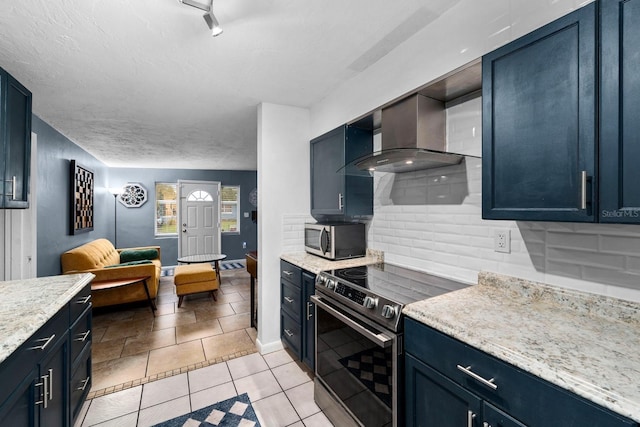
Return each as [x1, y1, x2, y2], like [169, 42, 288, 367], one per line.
[178, 180, 221, 257]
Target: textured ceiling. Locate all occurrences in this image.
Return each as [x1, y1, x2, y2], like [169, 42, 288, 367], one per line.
[0, 0, 456, 170]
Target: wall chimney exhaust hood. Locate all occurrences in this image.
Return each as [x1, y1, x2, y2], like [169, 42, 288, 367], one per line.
[347, 59, 481, 174]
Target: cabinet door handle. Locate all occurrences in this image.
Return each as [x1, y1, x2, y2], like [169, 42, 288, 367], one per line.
[580, 170, 587, 210]
[35, 373, 49, 408]
[75, 330, 91, 342]
[48, 369, 53, 401]
[457, 364, 498, 390]
[284, 296, 294, 303]
[4, 176, 16, 199]
[29, 334, 56, 351]
[467, 410, 476, 427]
[338, 193, 344, 210]
[284, 329, 294, 337]
[77, 377, 91, 392]
[483, 423, 492, 427]
[76, 295, 91, 304]
[283, 270, 293, 276]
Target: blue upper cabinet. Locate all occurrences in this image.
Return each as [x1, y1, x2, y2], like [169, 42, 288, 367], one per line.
[0, 68, 32, 209]
[482, 4, 597, 221]
[599, 0, 640, 223]
[310, 125, 373, 222]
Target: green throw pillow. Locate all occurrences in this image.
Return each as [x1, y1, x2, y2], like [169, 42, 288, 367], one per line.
[120, 249, 158, 263]
[105, 260, 153, 268]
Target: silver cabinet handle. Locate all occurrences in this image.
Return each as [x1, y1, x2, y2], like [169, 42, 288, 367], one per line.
[284, 296, 294, 303]
[283, 270, 293, 276]
[48, 369, 53, 401]
[29, 334, 56, 351]
[338, 193, 344, 210]
[76, 295, 91, 304]
[75, 330, 91, 342]
[77, 376, 91, 391]
[467, 411, 476, 427]
[580, 170, 587, 210]
[4, 176, 16, 199]
[284, 329, 294, 337]
[483, 422, 491, 427]
[457, 364, 498, 390]
[306, 302, 313, 320]
[35, 375, 48, 408]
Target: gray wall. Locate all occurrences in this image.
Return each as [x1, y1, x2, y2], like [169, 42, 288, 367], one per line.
[34, 115, 112, 277]
[34, 115, 258, 276]
[109, 168, 257, 266]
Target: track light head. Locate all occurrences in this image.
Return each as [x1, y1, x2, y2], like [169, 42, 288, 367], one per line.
[203, 10, 223, 37]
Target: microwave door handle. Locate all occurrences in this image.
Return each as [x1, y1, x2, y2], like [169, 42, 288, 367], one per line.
[320, 228, 330, 255]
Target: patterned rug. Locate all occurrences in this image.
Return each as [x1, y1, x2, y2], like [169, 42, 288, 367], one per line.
[153, 393, 261, 427]
[338, 347, 392, 408]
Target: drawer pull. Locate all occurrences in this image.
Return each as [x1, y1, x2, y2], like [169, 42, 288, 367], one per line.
[77, 377, 91, 392]
[29, 334, 56, 351]
[75, 330, 91, 342]
[284, 296, 294, 303]
[283, 270, 293, 276]
[457, 364, 498, 390]
[76, 295, 91, 304]
[284, 329, 294, 337]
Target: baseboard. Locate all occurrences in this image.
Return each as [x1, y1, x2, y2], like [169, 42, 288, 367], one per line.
[256, 337, 284, 355]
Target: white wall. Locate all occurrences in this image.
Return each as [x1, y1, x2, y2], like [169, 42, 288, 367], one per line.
[304, 0, 640, 303]
[257, 103, 310, 352]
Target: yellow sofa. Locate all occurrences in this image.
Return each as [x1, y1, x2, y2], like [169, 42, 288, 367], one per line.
[61, 238, 162, 308]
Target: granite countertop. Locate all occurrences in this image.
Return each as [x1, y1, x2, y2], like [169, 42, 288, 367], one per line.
[403, 271, 640, 423]
[0, 273, 95, 364]
[281, 250, 382, 274]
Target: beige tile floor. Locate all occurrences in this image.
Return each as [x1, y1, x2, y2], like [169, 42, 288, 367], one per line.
[75, 349, 335, 427]
[89, 267, 258, 399]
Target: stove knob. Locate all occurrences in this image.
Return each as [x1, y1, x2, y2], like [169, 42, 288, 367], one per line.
[317, 276, 326, 285]
[363, 296, 378, 309]
[326, 279, 336, 290]
[381, 305, 397, 319]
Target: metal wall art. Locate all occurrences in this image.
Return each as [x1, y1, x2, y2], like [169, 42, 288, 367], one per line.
[118, 182, 148, 208]
[70, 160, 94, 234]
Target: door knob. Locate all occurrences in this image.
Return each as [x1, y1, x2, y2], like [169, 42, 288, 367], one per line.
[182, 229, 187, 233]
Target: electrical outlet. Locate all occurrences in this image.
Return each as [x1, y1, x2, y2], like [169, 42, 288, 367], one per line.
[494, 229, 511, 253]
[242, 242, 247, 249]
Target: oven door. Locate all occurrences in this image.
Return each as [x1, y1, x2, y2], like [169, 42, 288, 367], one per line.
[312, 294, 398, 427]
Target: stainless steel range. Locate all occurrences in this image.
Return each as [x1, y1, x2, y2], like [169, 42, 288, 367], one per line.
[312, 263, 468, 427]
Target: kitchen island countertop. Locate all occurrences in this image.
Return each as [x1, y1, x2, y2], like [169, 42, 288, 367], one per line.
[0, 273, 95, 364]
[404, 271, 640, 423]
[280, 251, 382, 274]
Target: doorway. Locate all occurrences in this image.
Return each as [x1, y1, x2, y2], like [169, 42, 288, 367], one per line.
[177, 180, 221, 257]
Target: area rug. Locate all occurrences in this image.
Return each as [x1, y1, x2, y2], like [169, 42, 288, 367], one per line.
[153, 393, 261, 427]
[338, 347, 392, 408]
[220, 261, 244, 270]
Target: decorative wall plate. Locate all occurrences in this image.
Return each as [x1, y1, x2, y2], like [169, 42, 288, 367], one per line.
[118, 182, 148, 208]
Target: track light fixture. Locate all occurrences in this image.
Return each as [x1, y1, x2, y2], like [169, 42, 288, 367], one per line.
[178, 0, 223, 37]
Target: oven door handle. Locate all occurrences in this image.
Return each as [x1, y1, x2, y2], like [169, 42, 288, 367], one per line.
[311, 295, 393, 348]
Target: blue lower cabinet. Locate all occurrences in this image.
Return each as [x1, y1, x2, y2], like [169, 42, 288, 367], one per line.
[280, 260, 315, 371]
[0, 283, 92, 427]
[404, 318, 636, 427]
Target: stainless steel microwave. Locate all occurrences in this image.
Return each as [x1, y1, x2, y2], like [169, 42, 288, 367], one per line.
[304, 222, 366, 260]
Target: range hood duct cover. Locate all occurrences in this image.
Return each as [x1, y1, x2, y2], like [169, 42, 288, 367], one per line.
[353, 93, 465, 173]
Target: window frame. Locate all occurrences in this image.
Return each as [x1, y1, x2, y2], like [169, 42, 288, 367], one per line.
[221, 185, 241, 234]
[155, 182, 178, 236]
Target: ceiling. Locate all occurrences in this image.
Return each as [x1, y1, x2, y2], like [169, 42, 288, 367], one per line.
[0, 0, 459, 170]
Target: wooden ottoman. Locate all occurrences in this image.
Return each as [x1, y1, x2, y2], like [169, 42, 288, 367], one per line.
[174, 263, 219, 307]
